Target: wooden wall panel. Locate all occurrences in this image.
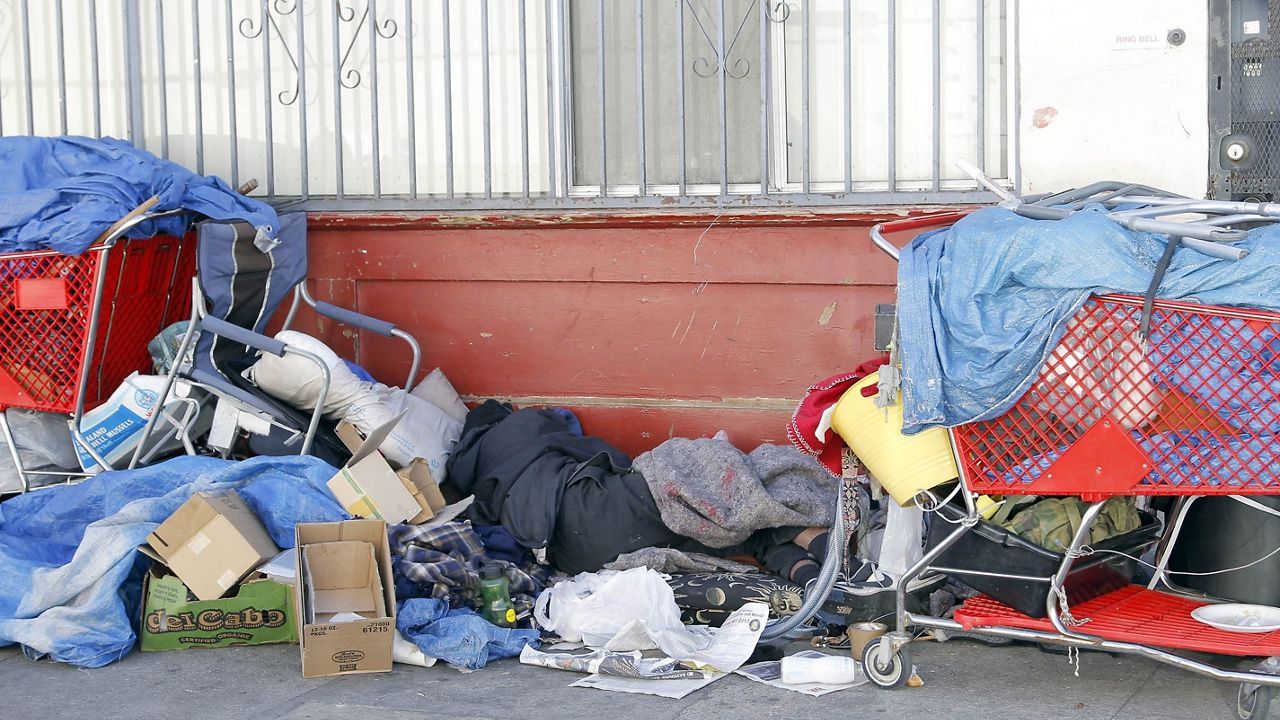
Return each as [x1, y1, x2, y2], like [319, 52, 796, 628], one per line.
[301, 211, 938, 453]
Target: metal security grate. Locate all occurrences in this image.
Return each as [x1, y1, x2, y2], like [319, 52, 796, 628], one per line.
[1227, 0, 1280, 199]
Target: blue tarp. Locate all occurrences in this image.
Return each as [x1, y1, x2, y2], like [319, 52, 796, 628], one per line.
[0, 455, 344, 667]
[0, 136, 279, 255]
[896, 207, 1280, 433]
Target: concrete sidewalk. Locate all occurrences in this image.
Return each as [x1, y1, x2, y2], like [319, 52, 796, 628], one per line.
[0, 636, 1248, 720]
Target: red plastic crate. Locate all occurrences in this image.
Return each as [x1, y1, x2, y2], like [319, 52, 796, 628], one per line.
[954, 294, 1280, 497]
[955, 585, 1280, 657]
[0, 236, 196, 414]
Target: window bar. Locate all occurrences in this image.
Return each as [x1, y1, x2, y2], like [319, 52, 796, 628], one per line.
[596, 0, 607, 196]
[369, 0, 381, 198]
[89, 0, 101, 137]
[155, 0, 169, 158]
[676, 0, 686, 196]
[331, 0, 343, 198]
[801, 0, 810, 194]
[21, 0, 32, 134]
[55, 0, 67, 135]
[544, 0, 557, 195]
[635, 0, 645, 196]
[405, 0, 417, 198]
[443, 0, 454, 198]
[261, 0, 275, 196]
[225, 0, 240, 187]
[976, 0, 985, 174]
[558, 0, 571, 197]
[717, 0, 728, 196]
[758, 0, 768, 195]
[1011, 0, 1021, 193]
[296, 0, 309, 199]
[192, 0, 204, 173]
[481, 0, 492, 199]
[519, 0, 531, 199]
[931, 0, 940, 191]
[843, 0, 852, 193]
[886, 0, 895, 192]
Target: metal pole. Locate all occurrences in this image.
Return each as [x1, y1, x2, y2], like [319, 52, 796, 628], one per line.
[887, 0, 896, 192]
[481, 0, 492, 199]
[192, 0, 205, 173]
[801, 0, 810, 194]
[677, 0, 687, 195]
[597, 0, 608, 195]
[931, 0, 941, 191]
[155, 0, 168, 157]
[369, 0, 381, 198]
[123, 0, 146, 145]
[718, 0, 729, 195]
[520, 0, 531, 199]
[331, 0, 344, 198]
[843, 0, 852, 193]
[405, 0, 417, 198]
[443, 0, 455, 198]
[635, 0, 646, 196]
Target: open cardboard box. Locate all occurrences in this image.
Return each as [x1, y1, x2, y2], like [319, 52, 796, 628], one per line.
[328, 414, 447, 525]
[139, 566, 296, 651]
[142, 491, 279, 602]
[295, 519, 396, 678]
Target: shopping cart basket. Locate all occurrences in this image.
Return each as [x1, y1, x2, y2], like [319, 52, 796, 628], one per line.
[862, 207, 1280, 720]
[0, 197, 196, 490]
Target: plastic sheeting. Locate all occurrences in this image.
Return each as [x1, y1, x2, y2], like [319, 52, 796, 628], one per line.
[0, 136, 278, 255]
[0, 455, 345, 667]
[896, 208, 1280, 434]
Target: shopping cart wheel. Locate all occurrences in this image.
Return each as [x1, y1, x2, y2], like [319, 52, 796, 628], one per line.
[1238, 683, 1272, 720]
[862, 638, 910, 689]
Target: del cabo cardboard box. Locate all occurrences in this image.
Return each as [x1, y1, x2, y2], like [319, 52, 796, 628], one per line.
[327, 416, 447, 526]
[295, 519, 396, 678]
[139, 567, 296, 651]
[143, 491, 280, 602]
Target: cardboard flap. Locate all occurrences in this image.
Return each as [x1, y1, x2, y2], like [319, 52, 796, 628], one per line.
[336, 410, 407, 466]
[301, 541, 387, 619]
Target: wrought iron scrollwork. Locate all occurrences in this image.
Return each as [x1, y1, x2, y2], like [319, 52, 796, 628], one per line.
[685, 0, 789, 80]
[336, 1, 398, 90]
[238, 0, 398, 105]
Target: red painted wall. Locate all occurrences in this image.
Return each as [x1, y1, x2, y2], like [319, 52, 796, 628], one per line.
[297, 210, 938, 455]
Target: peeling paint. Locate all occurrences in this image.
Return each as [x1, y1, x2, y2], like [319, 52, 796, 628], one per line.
[818, 302, 838, 326]
[479, 332, 493, 338]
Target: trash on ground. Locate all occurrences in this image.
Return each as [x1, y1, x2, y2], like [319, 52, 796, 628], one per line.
[735, 650, 869, 696]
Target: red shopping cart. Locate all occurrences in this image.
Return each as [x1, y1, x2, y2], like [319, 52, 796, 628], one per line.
[862, 211, 1280, 720]
[0, 197, 196, 490]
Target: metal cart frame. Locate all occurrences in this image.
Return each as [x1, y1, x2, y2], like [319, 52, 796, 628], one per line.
[0, 199, 194, 491]
[862, 209, 1280, 720]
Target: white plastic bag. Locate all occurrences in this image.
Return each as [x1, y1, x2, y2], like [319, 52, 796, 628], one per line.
[533, 567, 684, 649]
[877, 501, 924, 582]
[249, 330, 462, 481]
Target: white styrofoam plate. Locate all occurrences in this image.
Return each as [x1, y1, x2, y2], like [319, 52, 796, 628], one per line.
[1192, 604, 1280, 633]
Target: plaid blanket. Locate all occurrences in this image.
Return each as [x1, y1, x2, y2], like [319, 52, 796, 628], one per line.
[390, 521, 553, 610]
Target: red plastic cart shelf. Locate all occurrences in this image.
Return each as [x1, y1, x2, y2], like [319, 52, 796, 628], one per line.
[954, 585, 1280, 657]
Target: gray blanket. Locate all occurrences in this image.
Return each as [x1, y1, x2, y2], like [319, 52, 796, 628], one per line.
[633, 434, 838, 548]
[604, 547, 758, 574]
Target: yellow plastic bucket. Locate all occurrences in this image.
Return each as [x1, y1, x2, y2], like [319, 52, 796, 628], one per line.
[831, 371, 958, 506]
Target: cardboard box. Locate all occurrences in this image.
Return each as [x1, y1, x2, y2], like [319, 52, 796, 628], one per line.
[144, 491, 280, 602]
[327, 418, 446, 525]
[295, 519, 396, 678]
[139, 567, 296, 651]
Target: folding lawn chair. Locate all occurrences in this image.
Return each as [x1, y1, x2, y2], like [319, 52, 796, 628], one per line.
[129, 212, 420, 469]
